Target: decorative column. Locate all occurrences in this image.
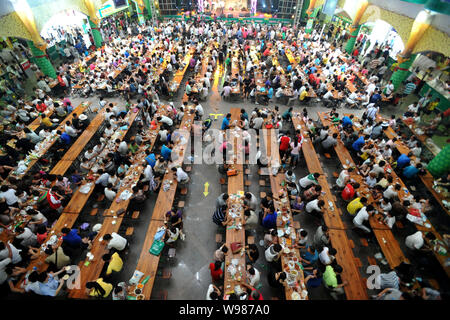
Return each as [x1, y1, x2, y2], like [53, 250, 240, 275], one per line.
[144, 0, 152, 20]
[390, 9, 435, 91]
[390, 54, 416, 90]
[8, 0, 55, 77]
[305, 0, 317, 34]
[344, 0, 369, 54]
[88, 16, 103, 47]
[133, 0, 146, 25]
[27, 40, 56, 78]
[427, 145, 450, 178]
[84, 0, 103, 47]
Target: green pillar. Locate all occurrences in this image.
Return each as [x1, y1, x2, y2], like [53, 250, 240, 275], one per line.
[27, 41, 56, 79]
[305, 6, 320, 34]
[345, 25, 361, 54]
[144, 0, 152, 20]
[390, 54, 416, 91]
[427, 145, 450, 178]
[88, 16, 103, 48]
[300, 0, 310, 22]
[135, 2, 145, 25]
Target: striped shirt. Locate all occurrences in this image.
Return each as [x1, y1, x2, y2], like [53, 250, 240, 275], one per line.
[212, 207, 226, 226]
[403, 82, 416, 95]
[378, 271, 400, 289]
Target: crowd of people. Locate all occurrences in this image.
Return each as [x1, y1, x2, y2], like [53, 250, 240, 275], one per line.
[0, 15, 448, 301]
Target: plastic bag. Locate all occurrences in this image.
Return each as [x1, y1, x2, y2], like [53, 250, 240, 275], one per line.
[129, 270, 144, 285]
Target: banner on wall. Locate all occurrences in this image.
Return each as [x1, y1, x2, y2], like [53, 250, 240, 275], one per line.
[20, 60, 30, 71]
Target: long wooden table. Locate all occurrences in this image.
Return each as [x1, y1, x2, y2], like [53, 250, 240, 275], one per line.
[169, 47, 196, 94]
[349, 115, 450, 278]
[14, 108, 141, 291]
[68, 107, 169, 299]
[5, 102, 91, 182]
[292, 114, 368, 300]
[50, 104, 109, 176]
[262, 123, 307, 300]
[380, 118, 449, 218]
[318, 112, 409, 269]
[130, 110, 195, 300]
[223, 108, 247, 296]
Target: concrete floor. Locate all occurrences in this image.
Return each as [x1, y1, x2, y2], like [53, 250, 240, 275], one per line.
[5, 52, 449, 301]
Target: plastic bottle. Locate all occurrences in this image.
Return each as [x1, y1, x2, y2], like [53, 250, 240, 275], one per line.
[141, 275, 150, 285]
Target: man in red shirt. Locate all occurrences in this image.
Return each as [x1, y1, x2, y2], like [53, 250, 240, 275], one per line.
[36, 101, 47, 113]
[342, 182, 360, 201]
[279, 134, 291, 161]
[241, 282, 264, 300]
[209, 261, 223, 282]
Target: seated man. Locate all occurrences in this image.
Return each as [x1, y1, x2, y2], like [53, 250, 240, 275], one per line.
[103, 232, 128, 252]
[101, 252, 123, 281]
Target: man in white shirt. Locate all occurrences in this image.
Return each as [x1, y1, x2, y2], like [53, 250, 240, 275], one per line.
[173, 167, 189, 184]
[0, 187, 19, 206]
[366, 82, 376, 96]
[405, 231, 432, 251]
[0, 241, 22, 264]
[319, 246, 336, 265]
[118, 141, 128, 155]
[366, 104, 379, 121]
[305, 199, 325, 216]
[104, 184, 117, 201]
[247, 266, 261, 287]
[265, 244, 282, 262]
[103, 232, 128, 251]
[195, 103, 204, 118]
[335, 168, 352, 189]
[252, 116, 264, 130]
[383, 184, 400, 199]
[64, 121, 78, 137]
[141, 165, 154, 183]
[352, 205, 374, 233]
[158, 115, 173, 127]
[37, 77, 51, 93]
[84, 147, 96, 161]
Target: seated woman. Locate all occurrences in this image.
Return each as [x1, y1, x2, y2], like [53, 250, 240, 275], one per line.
[85, 278, 113, 298]
[290, 194, 304, 215]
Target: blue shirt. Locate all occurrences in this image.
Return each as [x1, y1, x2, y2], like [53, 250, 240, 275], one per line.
[403, 165, 418, 179]
[145, 153, 156, 167]
[287, 65, 292, 72]
[342, 116, 352, 127]
[267, 87, 274, 99]
[262, 211, 277, 229]
[67, 105, 73, 113]
[63, 229, 82, 247]
[221, 117, 230, 130]
[370, 93, 381, 103]
[60, 132, 71, 145]
[161, 145, 172, 161]
[310, 66, 317, 74]
[352, 136, 365, 152]
[302, 247, 319, 265]
[397, 154, 411, 169]
[39, 274, 59, 296]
